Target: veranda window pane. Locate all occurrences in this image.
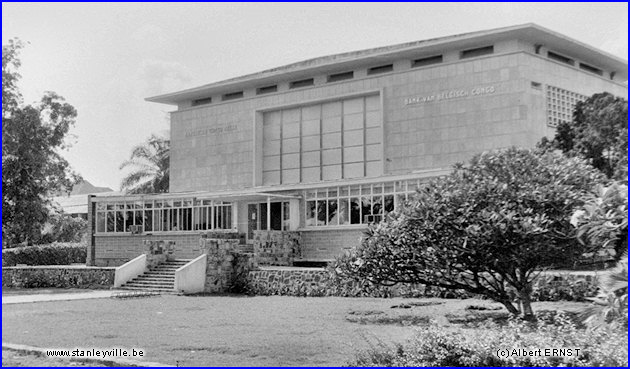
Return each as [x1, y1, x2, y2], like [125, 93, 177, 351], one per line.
[134, 211, 143, 228]
[96, 212, 106, 232]
[107, 211, 116, 232]
[373, 196, 383, 215]
[361, 197, 372, 222]
[350, 198, 361, 224]
[306, 201, 316, 226]
[327, 199, 338, 225]
[384, 195, 394, 213]
[144, 210, 153, 232]
[126, 210, 134, 231]
[317, 200, 327, 225]
[181, 208, 191, 231]
[338, 198, 350, 225]
[115, 211, 125, 232]
[226, 206, 232, 229]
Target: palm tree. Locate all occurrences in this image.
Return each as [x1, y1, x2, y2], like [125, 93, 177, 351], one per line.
[119, 134, 169, 194]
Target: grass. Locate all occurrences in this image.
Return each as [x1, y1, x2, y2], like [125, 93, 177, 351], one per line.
[1, 288, 91, 296]
[1, 294, 589, 366]
[2, 350, 109, 367]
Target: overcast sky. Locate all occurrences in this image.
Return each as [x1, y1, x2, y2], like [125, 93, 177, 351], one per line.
[2, 2, 628, 191]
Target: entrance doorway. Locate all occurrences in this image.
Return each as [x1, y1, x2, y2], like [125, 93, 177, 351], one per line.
[247, 201, 290, 240]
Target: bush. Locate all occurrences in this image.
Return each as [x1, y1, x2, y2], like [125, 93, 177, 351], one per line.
[39, 212, 88, 244]
[351, 311, 628, 366]
[337, 147, 604, 318]
[581, 255, 628, 329]
[2, 242, 87, 266]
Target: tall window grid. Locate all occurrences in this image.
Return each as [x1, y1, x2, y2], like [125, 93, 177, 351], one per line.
[95, 199, 232, 233]
[262, 94, 382, 185]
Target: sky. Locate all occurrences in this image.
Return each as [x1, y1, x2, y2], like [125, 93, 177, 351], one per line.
[2, 2, 628, 191]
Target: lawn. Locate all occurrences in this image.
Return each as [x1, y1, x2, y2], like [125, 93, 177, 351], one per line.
[1, 294, 588, 366]
[2, 350, 108, 367]
[2, 288, 90, 297]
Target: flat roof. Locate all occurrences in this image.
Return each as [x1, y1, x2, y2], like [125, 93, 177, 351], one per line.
[92, 168, 451, 202]
[147, 23, 628, 105]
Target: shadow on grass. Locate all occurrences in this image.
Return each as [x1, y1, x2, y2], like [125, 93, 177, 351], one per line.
[346, 310, 431, 326]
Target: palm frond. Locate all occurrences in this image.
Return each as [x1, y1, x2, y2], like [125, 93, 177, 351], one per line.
[119, 134, 170, 194]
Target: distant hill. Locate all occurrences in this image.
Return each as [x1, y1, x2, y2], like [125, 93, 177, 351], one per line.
[70, 180, 113, 195]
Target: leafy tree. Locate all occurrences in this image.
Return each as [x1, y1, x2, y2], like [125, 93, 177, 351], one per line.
[572, 182, 627, 261]
[572, 182, 627, 329]
[2, 39, 81, 246]
[2, 38, 24, 117]
[553, 92, 628, 180]
[336, 147, 604, 319]
[40, 209, 88, 244]
[119, 134, 170, 194]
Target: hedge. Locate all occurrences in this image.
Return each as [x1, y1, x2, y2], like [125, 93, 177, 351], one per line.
[2, 242, 87, 266]
[247, 268, 600, 301]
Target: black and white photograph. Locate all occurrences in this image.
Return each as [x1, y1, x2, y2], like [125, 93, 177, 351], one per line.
[2, 2, 628, 367]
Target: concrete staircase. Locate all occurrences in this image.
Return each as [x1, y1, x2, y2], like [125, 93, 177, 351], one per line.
[119, 259, 191, 292]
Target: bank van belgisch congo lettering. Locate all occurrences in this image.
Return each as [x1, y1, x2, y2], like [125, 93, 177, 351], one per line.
[404, 85, 496, 105]
[185, 125, 238, 138]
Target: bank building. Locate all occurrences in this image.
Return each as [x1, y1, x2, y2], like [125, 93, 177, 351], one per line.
[88, 24, 627, 270]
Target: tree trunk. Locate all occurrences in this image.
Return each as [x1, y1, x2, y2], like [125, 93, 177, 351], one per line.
[518, 285, 536, 321]
[499, 300, 520, 316]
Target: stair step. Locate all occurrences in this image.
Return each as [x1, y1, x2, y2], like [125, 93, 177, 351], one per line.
[119, 286, 175, 292]
[153, 265, 183, 268]
[124, 281, 174, 286]
[119, 259, 194, 292]
[135, 278, 175, 283]
[139, 274, 175, 279]
[127, 281, 174, 287]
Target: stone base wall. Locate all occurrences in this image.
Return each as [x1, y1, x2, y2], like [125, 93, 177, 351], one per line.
[247, 269, 330, 296]
[2, 266, 115, 289]
[252, 231, 301, 266]
[200, 238, 256, 293]
[143, 240, 176, 269]
[300, 229, 365, 261]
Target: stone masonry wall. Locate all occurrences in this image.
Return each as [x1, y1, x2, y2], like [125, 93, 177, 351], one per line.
[252, 230, 301, 266]
[2, 266, 115, 289]
[143, 240, 176, 269]
[200, 238, 256, 293]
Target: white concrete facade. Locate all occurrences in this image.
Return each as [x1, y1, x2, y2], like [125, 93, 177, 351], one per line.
[89, 24, 627, 266]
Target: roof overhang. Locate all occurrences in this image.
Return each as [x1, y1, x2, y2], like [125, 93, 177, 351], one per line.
[92, 168, 452, 203]
[146, 23, 627, 106]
